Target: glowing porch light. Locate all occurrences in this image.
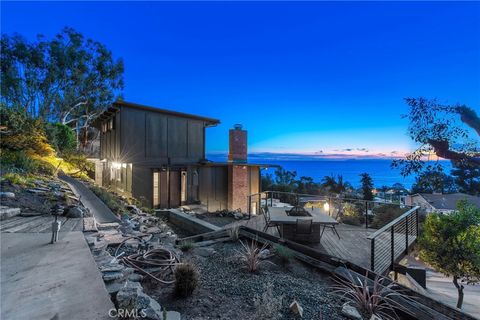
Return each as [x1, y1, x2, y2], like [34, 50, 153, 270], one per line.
[323, 201, 330, 212]
[112, 162, 122, 169]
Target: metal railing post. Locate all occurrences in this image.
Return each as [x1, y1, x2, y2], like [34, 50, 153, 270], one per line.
[405, 215, 409, 255]
[270, 191, 273, 207]
[391, 226, 395, 271]
[365, 201, 369, 229]
[248, 196, 252, 218]
[370, 239, 375, 272]
[416, 209, 419, 237]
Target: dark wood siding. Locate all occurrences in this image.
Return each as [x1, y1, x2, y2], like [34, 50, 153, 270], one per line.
[146, 113, 168, 158]
[198, 166, 228, 211]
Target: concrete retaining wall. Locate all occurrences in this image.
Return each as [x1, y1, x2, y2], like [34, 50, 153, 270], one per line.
[155, 209, 220, 235]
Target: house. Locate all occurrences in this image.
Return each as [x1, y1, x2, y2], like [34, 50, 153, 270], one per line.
[93, 100, 266, 212]
[405, 193, 480, 213]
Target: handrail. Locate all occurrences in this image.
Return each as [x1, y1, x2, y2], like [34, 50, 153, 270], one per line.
[367, 206, 420, 240]
[251, 190, 413, 208]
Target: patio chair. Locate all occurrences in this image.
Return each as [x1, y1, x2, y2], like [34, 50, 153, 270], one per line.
[320, 205, 341, 240]
[261, 206, 281, 235]
[293, 218, 313, 243]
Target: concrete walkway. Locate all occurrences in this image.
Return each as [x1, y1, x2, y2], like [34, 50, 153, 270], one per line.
[60, 174, 120, 224]
[1, 232, 114, 320]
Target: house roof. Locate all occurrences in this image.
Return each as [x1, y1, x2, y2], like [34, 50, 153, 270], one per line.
[95, 100, 220, 126]
[414, 193, 480, 210]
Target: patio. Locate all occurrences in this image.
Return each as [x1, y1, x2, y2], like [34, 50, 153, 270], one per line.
[225, 214, 376, 270]
[227, 191, 420, 273]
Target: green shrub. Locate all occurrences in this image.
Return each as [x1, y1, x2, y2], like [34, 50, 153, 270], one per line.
[178, 240, 194, 252]
[62, 151, 94, 175]
[0, 107, 54, 156]
[371, 204, 406, 229]
[1, 172, 35, 187]
[0, 150, 57, 176]
[342, 215, 362, 226]
[274, 244, 294, 264]
[174, 263, 199, 297]
[90, 185, 126, 214]
[45, 123, 77, 154]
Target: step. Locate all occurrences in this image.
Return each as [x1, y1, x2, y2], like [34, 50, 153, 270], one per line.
[0, 206, 21, 220]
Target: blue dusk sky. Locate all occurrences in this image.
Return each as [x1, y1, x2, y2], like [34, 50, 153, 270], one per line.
[2, 1, 479, 158]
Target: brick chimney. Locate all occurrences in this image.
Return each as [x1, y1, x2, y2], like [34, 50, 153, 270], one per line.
[228, 124, 247, 163]
[228, 124, 249, 212]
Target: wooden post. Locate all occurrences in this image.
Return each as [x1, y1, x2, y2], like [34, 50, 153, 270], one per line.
[370, 238, 375, 272]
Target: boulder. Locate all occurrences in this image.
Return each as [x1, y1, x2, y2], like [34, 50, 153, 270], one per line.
[103, 271, 124, 281]
[259, 249, 271, 260]
[0, 192, 15, 199]
[65, 206, 84, 218]
[128, 273, 144, 282]
[116, 284, 163, 320]
[289, 300, 304, 318]
[233, 212, 244, 220]
[341, 303, 363, 320]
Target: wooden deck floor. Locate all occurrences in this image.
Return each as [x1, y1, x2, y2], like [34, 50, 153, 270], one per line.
[225, 215, 377, 270]
[0, 215, 83, 233]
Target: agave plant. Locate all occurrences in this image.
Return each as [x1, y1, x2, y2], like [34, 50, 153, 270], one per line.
[331, 271, 411, 320]
[236, 239, 271, 272]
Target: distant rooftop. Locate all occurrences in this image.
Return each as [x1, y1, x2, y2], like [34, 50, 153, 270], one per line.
[415, 193, 480, 210]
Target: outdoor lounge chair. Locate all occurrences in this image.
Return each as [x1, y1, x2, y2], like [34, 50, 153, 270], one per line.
[261, 206, 281, 235]
[293, 218, 313, 243]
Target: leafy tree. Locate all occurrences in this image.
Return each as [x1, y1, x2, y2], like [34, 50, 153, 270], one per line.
[272, 168, 297, 192]
[451, 162, 480, 196]
[1, 27, 124, 148]
[411, 170, 457, 194]
[45, 123, 77, 154]
[321, 175, 351, 195]
[296, 176, 320, 195]
[360, 173, 374, 201]
[419, 201, 480, 309]
[392, 98, 479, 174]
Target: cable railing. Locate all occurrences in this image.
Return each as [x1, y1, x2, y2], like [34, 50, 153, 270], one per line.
[367, 206, 420, 274]
[247, 190, 412, 229]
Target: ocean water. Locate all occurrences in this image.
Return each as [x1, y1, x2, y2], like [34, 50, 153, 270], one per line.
[207, 155, 452, 189]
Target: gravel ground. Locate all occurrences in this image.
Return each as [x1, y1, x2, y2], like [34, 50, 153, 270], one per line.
[145, 241, 348, 320]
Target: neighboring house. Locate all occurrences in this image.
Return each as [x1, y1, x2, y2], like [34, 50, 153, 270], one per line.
[405, 193, 480, 213]
[94, 100, 266, 212]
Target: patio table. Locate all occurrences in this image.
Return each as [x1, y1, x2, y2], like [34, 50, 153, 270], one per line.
[268, 207, 338, 243]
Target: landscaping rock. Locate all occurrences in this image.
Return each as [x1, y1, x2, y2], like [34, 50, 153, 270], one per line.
[0, 206, 21, 220]
[65, 206, 84, 218]
[0, 192, 15, 199]
[103, 271, 124, 281]
[341, 303, 363, 320]
[165, 311, 181, 320]
[233, 212, 244, 220]
[259, 249, 271, 259]
[289, 300, 304, 318]
[116, 284, 163, 320]
[100, 263, 124, 273]
[128, 274, 144, 282]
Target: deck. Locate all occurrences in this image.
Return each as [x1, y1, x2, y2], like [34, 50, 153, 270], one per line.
[225, 215, 376, 270]
[225, 214, 416, 272]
